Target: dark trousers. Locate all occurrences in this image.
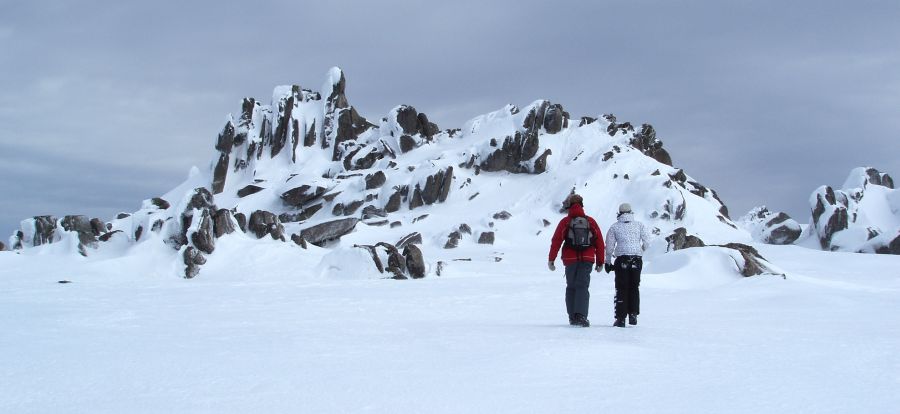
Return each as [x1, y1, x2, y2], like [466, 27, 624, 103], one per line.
[565, 262, 593, 317]
[613, 255, 642, 319]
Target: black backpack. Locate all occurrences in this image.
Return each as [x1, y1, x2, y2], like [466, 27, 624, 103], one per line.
[566, 216, 594, 251]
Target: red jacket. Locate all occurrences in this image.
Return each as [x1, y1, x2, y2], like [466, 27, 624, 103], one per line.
[548, 204, 605, 266]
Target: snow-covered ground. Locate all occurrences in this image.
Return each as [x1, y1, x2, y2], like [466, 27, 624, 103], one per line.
[2, 241, 898, 413]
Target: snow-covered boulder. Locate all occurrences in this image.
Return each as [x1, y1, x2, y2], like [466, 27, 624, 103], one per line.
[809, 167, 899, 253]
[739, 206, 802, 245]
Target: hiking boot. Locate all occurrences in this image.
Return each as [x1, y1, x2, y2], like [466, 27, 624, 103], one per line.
[574, 314, 590, 327]
[628, 313, 637, 325]
[613, 317, 626, 327]
[568, 315, 576, 325]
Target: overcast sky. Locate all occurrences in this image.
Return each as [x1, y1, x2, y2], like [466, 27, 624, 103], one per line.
[2, 0, 899, 241]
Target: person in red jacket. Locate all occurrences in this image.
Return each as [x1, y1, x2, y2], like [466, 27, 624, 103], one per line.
[548, 194, 605, 327]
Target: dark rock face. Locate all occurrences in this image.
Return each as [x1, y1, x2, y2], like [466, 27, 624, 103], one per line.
[444, 231, 462, 249]
[666, 227, 706, 251]
[237, 185, 264, 198]
[764, 212, 801, 245]
[396, 232, 422, 250]
[99, 230, 122, 242]
[183, 246, 207, 279]
[533, 149, 552, 174]
[151, 197, 171, 210]
[190, 209, 216, 254]
[542, 104, 567, 134]
[212, 121, 235, 194]
[281, 185, 327, 207]
[865, 167, 894, 189]
[492, 211, 511, 220]
[810, 186, 849, 250]
[478, 232, 495, 244]
[385, 190, 402, 213]
[0, 241, 5, 251]
[234, 212, 247, 233]
[629, 124, 672, 166]
[365, 171, 387, 189]
[290, 233, 308, 249]
[399, 135, 417, 153]
[480, 132, 540, 174]
[720, 243, 771, 277]
[25, 216, 58, 247]
[89, 218, 106, 236]
[403, 244, 426, 279]
[875, 235, 900, 254]
[61, 215, 97, 256]
[396, 105, 420, 135]
[300, 218, 359, 246]
[248, 210, 286, 241]
[213, 209, 236, 238]
[422, 167, 453, 205]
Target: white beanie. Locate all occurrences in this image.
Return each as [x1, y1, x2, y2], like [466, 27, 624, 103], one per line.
[619, 203, 632, 213]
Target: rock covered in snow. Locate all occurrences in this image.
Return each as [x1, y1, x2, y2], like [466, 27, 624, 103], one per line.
[739, 207, 802, 245]
[809, 167, 899, 253]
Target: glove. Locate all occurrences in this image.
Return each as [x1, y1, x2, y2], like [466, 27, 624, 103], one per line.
[548, 261, 556, 271]
[604, 263, 613, 273]
[594, 263, 602, 272]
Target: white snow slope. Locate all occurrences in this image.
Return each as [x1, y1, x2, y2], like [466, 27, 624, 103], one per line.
[2, 68, 899, 413]
[2, 241, 899, 413]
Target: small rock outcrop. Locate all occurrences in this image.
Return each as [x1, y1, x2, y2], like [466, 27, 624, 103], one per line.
[300, 218, 359, 246]
[719, 243, 774, 277]
[403, 244, 426, 279]
[739, 207, 802, 245]
[60, 215, 98, 256]
[666, 227, 706, 251]
[629, 124, 672, 166]
[248, 210, 286, 241]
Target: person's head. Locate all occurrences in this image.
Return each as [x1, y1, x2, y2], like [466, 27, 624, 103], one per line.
[618, 203, 632, 216]
[562, 194, 584, 210]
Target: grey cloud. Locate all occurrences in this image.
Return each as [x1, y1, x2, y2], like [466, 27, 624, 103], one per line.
[2, 0, 899, 238]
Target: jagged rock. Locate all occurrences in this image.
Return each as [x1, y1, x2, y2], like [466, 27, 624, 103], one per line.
[151, 219, 165, 233]
[399, 135, 417, 153]
[212, 121, 235, 194]
[237, 185, 264, 198]
[458, 223, 472, 235]
[666, 227, 706, 251]
[281, 185, 327, 207]
[579, 117, 596, 126]
[213, 209, 236, 238]
[89, 218, 106, 236]
[280, 204, 323, 222]
[810, 185, 849, 250]
[420, 167, 453, 205]
[412, 214, 429, 223]
[362, 205, 387, 220]
[233, 212, 247, 233]
[390, 221, 402, 228]
[134, 225, 144, 242]
[480, 132, 540, 174]
[396, 232, 423, 250]
[300, 218, 359, 246]
[875, 235, 900, 254]
[183, 246, 206, 279]
[150, 197, 171, 210]
[417, 113, 440, 137]
[27, 215, 58, 247]
[444, 231, 462, 249]
[542, 104, 567, 134]
[740, 207, 801, 245]
[864, 168, 894, 188]
[385, 190, 402, 213]
[719, 243, 772, 277]
[492, 211, 512, 220]
[478, 232, 495, 245]
[99, 230, 122, 242]
[116, 213, 131, 219]
[542, 219, 551, 227]
[377, 242, 408, 278]
[630, 124, 672, 166]
[61, 215, 97, 256]
[533, 149, 552, 174]
[403, 244, 426, 279]
[190, 209, 216, 254]
[290, 233, 308, 249]
[248, 210, 285, 241]
[365, 171, 387, 189]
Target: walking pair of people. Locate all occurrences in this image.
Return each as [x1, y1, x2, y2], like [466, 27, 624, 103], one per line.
[548, 194, 650, 327]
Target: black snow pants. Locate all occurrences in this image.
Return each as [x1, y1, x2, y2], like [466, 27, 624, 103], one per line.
[613, 255, 642, 319]
[565, 262, 593, 318]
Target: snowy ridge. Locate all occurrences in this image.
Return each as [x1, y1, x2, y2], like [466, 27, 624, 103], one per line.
[10, 67, 895, 280]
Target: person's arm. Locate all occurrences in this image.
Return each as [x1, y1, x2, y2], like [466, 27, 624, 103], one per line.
[640, 223, 651, 252]
[591, 218, 605, 265]
[548, 218, 567, 262]
[604, 223, 616, 263]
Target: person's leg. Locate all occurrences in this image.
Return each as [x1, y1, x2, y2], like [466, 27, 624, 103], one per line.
[573, 261, 592, 318]
[630, 257, 642, 316]
[613, 257, 627, 322]
[564, 264, 577, 320]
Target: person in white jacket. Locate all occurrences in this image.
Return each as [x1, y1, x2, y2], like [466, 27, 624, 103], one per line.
[604, 203, 651, 327]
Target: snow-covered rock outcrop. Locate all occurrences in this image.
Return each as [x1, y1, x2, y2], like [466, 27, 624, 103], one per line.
[739, 207, 802, 245]
[11, 67, 752, 277]
[809, 167, 899, 253]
